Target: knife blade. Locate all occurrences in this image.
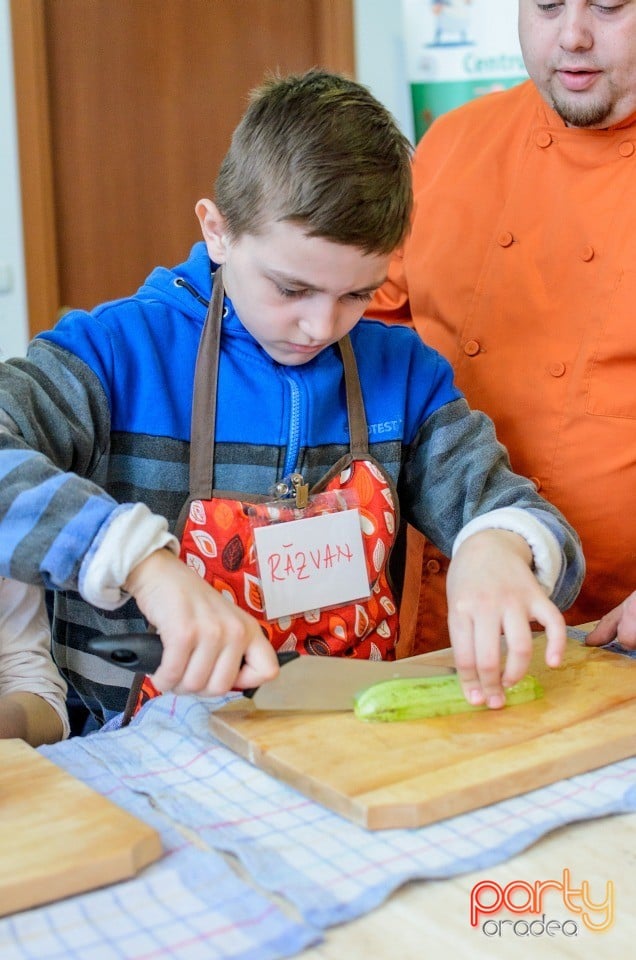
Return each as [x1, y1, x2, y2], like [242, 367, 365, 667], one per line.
[87, 633, 455, 711]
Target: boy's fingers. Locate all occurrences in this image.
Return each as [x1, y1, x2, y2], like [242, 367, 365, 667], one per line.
[448, 607, 481, 703]
[151, 645, 191, 692]
[500, 611, 533, 689]
[470, 609, 510, 709]
[176, 642, 239, 696]
[541, 606, 567, 667]
[448, 607, 499, 707]
[235, 644, 280, 691]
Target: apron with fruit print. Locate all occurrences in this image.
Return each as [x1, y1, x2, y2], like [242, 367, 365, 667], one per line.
[128, 267, 402, 717]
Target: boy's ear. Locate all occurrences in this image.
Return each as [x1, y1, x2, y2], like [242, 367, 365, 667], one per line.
[195, 199, 230, 263]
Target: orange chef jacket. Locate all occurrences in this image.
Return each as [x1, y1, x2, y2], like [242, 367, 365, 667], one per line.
[370, 79, 636, 654]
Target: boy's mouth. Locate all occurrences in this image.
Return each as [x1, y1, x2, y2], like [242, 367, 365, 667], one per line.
[286, 342, 325, 355]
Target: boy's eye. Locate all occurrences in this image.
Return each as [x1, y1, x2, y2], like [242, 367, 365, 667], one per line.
[277, 286, 308, 299]
[276, 286, 373, 304]
[347, 291, 374, 304]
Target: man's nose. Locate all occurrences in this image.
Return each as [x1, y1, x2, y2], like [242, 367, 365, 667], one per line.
[559, 10, 594, 52]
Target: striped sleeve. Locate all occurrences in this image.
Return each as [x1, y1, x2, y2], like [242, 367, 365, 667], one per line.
[0, 341, 119, 589]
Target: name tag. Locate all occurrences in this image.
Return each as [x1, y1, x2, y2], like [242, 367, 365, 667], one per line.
[253, 508, 370, 621]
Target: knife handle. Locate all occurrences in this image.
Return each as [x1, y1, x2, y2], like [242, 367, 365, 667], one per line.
[87, 633, 299, 689]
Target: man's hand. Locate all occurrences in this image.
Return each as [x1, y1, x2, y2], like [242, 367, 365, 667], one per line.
[125, 549, 279, 695]
[585, 592, 636, 650]
[446, 529, 566, 709]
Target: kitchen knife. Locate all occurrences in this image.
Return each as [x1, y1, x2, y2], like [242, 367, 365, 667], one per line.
[87, 633, 455, 711]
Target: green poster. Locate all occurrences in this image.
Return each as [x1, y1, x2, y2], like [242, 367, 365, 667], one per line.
[411, 77, 524, 142]
[402, 0, 527, 142]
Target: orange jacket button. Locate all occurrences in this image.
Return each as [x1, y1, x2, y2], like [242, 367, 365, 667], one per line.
[426, 559, 441, 574]
[497, 231, 514, 247]
[548, 361, 566, 378]
[536, 131, 552, 148]
[619, 141, 635, 158]
[529, 476, 542, 492]
[580, 244, 595, 262]
[463, 339, 481, 357]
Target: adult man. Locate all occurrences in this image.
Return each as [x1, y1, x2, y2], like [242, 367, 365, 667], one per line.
[369, 0, 636, 654]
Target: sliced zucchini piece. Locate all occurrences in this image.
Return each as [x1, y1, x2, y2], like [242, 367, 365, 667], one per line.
[353, 673, 543, 722]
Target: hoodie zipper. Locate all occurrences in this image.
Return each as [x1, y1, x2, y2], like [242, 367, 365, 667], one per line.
[282, 370, 301, 478]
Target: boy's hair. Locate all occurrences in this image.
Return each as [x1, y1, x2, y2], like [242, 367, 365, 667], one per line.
[215, 69, 413, 255]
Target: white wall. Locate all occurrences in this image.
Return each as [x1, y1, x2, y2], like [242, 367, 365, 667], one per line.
[0, 0, 29, 358]
[354, 0, 414, 142]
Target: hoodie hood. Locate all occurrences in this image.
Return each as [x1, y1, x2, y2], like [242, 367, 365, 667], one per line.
[136, 242, 216, 320]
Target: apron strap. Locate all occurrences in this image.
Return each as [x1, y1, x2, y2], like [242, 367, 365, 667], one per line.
[180, 264, 370, 521]
[188, 264, 225, 501]
[337, 334, 369, 457]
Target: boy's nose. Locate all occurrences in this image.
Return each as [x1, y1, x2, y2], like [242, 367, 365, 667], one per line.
[302, 300, 340, 342]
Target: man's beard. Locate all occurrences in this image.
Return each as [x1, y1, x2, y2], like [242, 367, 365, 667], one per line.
[549, 84, 614, 128]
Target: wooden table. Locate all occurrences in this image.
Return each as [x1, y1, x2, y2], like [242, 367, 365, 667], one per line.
[296, 811, 636, 957]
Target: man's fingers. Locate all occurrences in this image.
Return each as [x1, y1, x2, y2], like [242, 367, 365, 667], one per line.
[585, 609, 622, 647]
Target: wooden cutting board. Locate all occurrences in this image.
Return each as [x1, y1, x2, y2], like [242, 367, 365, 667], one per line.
[209, 636, 636, 829]
[0, 739, 162, 916]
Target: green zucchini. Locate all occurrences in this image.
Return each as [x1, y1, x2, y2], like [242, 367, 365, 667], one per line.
[353, 673, 543, 722]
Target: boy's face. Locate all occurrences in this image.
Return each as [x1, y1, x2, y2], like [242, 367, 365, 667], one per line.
[196, 200, 390, 366]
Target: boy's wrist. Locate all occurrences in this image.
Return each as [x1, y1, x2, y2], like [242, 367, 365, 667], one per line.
[124, 548, 177, 596]
[452, 507, 562, 596]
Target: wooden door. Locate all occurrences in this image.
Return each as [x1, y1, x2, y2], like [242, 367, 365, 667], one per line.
[11, 0, 354, 334]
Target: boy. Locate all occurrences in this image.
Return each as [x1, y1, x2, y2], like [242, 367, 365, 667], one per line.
[0, 70, 583, 726]
[0, 580, 68, 744]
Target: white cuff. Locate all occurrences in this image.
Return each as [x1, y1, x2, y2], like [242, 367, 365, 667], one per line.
[79, 504, 179, 610]
[452, 507, 562, 596]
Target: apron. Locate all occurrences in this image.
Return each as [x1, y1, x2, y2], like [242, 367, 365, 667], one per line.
[127, 267, 402, 718]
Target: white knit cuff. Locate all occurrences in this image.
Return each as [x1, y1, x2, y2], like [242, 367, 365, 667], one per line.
[79, 504, 179, 610]
[451, 507, 562, 596]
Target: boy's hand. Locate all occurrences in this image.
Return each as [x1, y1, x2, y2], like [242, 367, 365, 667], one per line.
[125, 549, 279, 696]
[446, 529, 566, 709]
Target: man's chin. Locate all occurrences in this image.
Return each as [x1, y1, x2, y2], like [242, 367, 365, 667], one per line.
[550, 91, 613, 128]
